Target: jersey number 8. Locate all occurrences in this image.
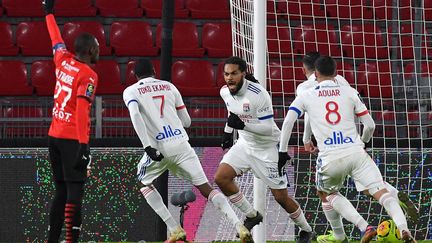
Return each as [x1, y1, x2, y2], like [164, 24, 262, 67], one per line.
[325, 101, 341, 125]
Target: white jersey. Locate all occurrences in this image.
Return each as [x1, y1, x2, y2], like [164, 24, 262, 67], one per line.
[220, 79, 280, 148]
[296, 73, 350, 96]
[123, 77, 189, 156]
[289, 80, 369, 159]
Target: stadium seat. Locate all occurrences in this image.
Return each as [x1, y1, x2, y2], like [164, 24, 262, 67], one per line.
[404, 62, 432, 80]
[4, 107, 46, 137]
[267, 25, 292, 58]
[31, 60, 56, 96]
[293, 24, 341, 57]
[0, 22, 18, 55]
[277, 0, 325, 20]
[0, 61, 33, 96]
[268, 61, 302, 96]
[125, 59, 161, 86]
[372, 0, 392, 20]
[374, 110, 396, 137]
[324, 0, 373, 19]
[337, 62, 355, 85]
[141, 0, 189, 18]
[389, 24, 429, 59]
[54, 0, 96, 16]
[3, 0, 44, 16]
[356, 61, 393, 98]
[202, 23, 232, 58]
[399, 0, 413, 20]
[102, 107, 135, 137]
[0, 6, 3, 17]
[16, 22, 52, 56]
[110, 21, 158, 56]
[95, 0, 142, 17]
[425, 1, 432, 21]
[340, 24, 388, 59]
[156, 22, 204, 57]
[189, 106, 226, 137]
[171, 60, 218, 96]
[62, 22, 111, 56]
[91, 60, 124, 95]
[186, 0, 230, 19]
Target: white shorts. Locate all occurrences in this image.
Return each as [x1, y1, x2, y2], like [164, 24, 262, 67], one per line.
[315, 149, 384, 193]
[221, 139, 288, 189]
[137, 143, 208, 186]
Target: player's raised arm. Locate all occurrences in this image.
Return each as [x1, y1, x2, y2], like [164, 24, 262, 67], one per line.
[43, 0, 65, 49]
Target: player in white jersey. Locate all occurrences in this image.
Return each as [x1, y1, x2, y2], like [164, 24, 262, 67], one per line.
[279, 56, 416, 243]
[123, 59, 253, 243]
[214, 56, 315, 243]
[297, 53, 419, 243]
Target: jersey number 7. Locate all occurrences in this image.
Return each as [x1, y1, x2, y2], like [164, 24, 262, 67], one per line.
[152, 95, 165, 118]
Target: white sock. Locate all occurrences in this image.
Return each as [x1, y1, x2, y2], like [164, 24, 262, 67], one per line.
[209, 190, 242, 231]
[384, 182, 399, 199]
[379, 192, 408, 232]
[141, 186, 179, 233]
[228, 192, 257, 218]
[289, 207, 313, 232]
[322, 202, 346, 240]
[327, 193, 368, 232]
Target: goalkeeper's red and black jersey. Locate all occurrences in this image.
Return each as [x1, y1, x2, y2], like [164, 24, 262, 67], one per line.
[46, 14, 98, 143]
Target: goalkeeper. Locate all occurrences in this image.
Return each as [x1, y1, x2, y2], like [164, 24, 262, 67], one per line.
[215, 56, 315, 243]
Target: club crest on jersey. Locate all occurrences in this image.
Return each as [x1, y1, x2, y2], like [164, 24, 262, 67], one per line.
[324, 131, 354, 145]
[156, 125, 182, 140]
[85, 84, 95, 98]
[243, 103, 250, 112]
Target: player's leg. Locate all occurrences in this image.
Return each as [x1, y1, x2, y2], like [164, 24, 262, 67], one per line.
[316, 155, 374, 241]
[137, 154, 184, 240]
[61, 139, 87, 243]
[352, 152, 415, 243]
[214, 142, 258, 219]
[47, 137, 67, 243]
[316, 190, 347, 243]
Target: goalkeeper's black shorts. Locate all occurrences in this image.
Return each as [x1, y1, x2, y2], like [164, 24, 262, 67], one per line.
[48, 136, 87, 182]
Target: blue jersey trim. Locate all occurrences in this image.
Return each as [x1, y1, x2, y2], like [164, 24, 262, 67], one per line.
[53, 43, 66, 51]
[127, 99, 138, 106]
[289, 107, 302, 118]
[258, 114, 273, 120]
[247, 84, 261, 94]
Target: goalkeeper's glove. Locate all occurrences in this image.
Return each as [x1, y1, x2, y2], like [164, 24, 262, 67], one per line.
[74, 143, 91, 170]
[144, 146, 164, 161]
[227, 112, 245, 130]
[42, 0, 55, 14]
[277, 152, 291, 176]
[221, 132, 234, 150]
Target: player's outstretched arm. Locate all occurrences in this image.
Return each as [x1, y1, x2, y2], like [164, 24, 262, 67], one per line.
[279, 110, 299, 153]
[359, 113, 376, 143]
[43, 0, 65, 49]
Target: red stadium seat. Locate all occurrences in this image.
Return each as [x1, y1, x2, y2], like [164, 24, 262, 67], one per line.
[110, 21, 158, 56]
[202, 23, 232, 58]
[125, 60, 161, 86]
[4, 107, 46, 137]
[399, 0, 413, 20]
[62, 22, 111, 56]
[404, 62, 432, 80]
[189, 106, 226, 137]
[102, 107, 135, 137]
[186, 0, 230, 19]
[172, 60, 218, 96]
[425, 1, 432, 21]
[156, 22, 204, 57]
[277, 0, 325, 20]
[141, 0, 189, 18]
[0, 6, 3, 17]
[31, 60, 56, 96]
[0, 61, 33, 96]
[54, 0, 96, 16]
[3, 0, 44, 16]
[267, 25, 292, 58]
[356, 61, 393, 98]
[91, 60, 124, 95]
[374, 110, 396, 137]
[268, 61, 302, 96]
[293, 24, 341, 57]
[389, 24, 429, 59]
[337, 62, 355, 85]
[95, 0, 142, 17]
[16, 22, 52, 56]
[340, 24, 388, 59]
[324, 0, 373, 19]
[372, 0, 392, 19]
[0, 22, 18, 55]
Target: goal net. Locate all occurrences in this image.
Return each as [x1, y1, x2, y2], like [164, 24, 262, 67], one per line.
[223, 0, 432, 241]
